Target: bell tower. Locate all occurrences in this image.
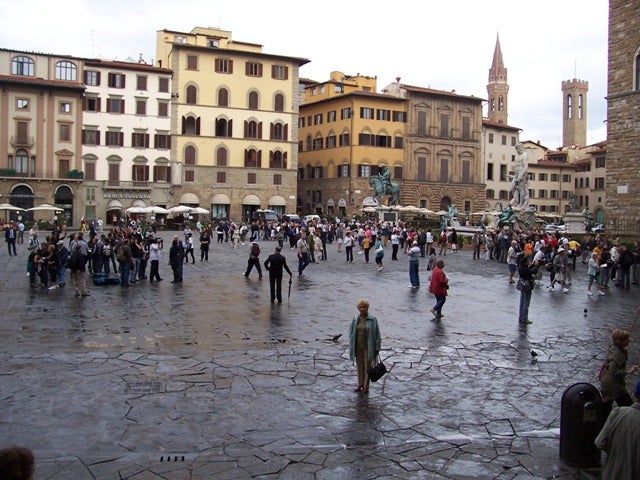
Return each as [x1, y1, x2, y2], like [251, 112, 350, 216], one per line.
[561, 78, 588, 147]
[487, 34, 509, 124]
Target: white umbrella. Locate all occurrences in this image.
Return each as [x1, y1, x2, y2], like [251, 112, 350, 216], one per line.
[435, 210, 448, 216]
[0, 203, 24, 211]
[418, 208, 435, 215]
[167, 205, 192, 214]
[362, 207, 377, 213]
[126, 206, 147, 214]
[144, 205, 169, 214]
[27, 204, 62, 212]
[189, 207, 210, 215]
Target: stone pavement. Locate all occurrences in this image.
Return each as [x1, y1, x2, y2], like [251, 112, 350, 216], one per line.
[1, 233, 639, 479]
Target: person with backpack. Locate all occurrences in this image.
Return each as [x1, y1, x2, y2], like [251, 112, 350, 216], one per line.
[116, 238, 133, 287]
[244, 241, 263, 279]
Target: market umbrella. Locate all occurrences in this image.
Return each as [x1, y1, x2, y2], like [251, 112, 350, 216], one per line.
[26, 204, 62, 212]
[0, 203, 24, 211]
[143, 205, 170, 215]
[190, 207, 210, 215]
[362, 207, 377, 213]
[167, 205, 192, 214]
[418, 208, 435, 215]
[126, 206, 147, 214]
[435, 210, 448, 216]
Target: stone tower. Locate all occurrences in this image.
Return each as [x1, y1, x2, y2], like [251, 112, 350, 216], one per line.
[561, 78, 588, 147]
[605, 0, 640, 233]
[487, 34, 508, 124]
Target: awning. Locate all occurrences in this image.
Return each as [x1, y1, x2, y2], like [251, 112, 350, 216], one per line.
[242, 194, 261, 206]
[268, 195, 286, 206]
[338, 198, 347, 207]
[107, 199, 124, 210]
[326, 199, 335, 207]
[180, 192, 200, 204]
[212, 193, 231, 204]
[131, 199, 147, 208]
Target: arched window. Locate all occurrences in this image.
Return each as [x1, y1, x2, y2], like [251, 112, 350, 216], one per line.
[272, 123, 284, 140]
[579, 178, 584, 188]
[245, 149, 258, 168]
[215, 118, 232, 137]
[12, 56, 34, 76]
[248, 91, 259, 110]
[270, 151, 284, 168]
[274, 93, 284, 112]
[246, 120, 259, 139]
[216, 147, 228, 166]
[186, 85, 197, 104]
[578, 94, 584, 119]
[182, 116, 200, 135]
[567, 94, 573, 119]
[218, 88, 229, 107]
[56, 61, 77, 81]
[184, 145, 196, 165]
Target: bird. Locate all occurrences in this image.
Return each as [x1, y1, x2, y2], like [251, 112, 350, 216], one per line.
[530, 349, 538, 358]
[584, 308, 588, 316]
[331, 334, 342, 342]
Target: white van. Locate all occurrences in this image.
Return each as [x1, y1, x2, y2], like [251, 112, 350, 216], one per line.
[303, 215, 321, 224]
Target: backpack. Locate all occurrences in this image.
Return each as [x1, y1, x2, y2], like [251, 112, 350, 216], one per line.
[116, 246, 126, 262]
[103, 244, 112, 257]
[251, 243, 260, 257]
[58, 246, 70, 266]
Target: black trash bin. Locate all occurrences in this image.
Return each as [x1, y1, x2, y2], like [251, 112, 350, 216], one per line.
[559, 382, 607, 468]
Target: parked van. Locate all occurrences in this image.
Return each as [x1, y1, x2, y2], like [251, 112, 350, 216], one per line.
[254, 209, 278, 223]
[282, 214, 301, 223]
[303, 215, 321, 224]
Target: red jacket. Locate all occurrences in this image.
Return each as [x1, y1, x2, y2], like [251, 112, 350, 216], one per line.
[429, 266, 448, 296]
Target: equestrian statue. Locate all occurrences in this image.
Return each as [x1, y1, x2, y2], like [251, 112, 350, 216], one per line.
[368, 166, 400, 206]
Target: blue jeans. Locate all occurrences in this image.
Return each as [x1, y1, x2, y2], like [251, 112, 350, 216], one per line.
[57, 265, 67, 285]
[120, 261, 131, 286]
[434, 294, 446, 315]
[518, 289, 533, 322]
[409, 261, 419, 287]
[298, 253, 309, 274]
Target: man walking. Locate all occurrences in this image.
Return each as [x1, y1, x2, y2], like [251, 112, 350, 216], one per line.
[264, 245, 292, 303]
[5, 222, 17, 256]
[296, 231, 310, 276]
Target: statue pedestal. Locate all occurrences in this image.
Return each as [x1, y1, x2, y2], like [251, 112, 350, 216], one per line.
[563, 212, 585, 235]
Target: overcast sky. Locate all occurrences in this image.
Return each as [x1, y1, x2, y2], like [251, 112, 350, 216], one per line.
[1, 0, 608, 148]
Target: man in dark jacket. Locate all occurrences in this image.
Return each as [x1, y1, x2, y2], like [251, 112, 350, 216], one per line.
[263, 246, 292, 303]
[244, 241, 262, 279]
[169, 236, 184, 283]
[68, 244, 90, 296]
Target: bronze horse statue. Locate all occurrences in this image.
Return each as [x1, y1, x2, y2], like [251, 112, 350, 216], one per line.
[368, 176, 400, 206]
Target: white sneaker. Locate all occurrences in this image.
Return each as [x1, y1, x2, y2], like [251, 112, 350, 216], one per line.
[587, 291, 593, 296]
[562, 288, 570, 294]
[598, 291, 606, 296]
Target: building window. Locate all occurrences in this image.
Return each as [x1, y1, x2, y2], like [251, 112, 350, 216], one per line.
[313, 136, 324, 150]
[185, 170, 195, 182]
[82, 129, 100, 145]
[245, 61, 263, 77]
[184, 145, 196, 165]
[501, 134, 507, 145]
[538, 173, 547, 181]
[85, 97, 101, 112]
[58, 158, 70, 178]
[12, 56, 34, 76]
[107, 98, 124, 113]
[314, 113, 323, 125]
[341, 107, 352, 120]
[158, 101, 169, 117]
[16, 98, 29, 110]
[271, 123, 285, 141]
[376, 109, 390, 121]
[461, 117, 471, 140]
[244, 120, 261, 139]
[136, 75, 147, 90]
[439, 158, 449, 182]
[326, 135, 336, 148]
[154, 133, 170, 149]
[394, 136, 403, 149]
[487, 163, 494, 180]
[131, 132, 149, 148]
[247, 172, 257, 184]
[394, 166, 403, 180]
[218, 88, 229, 107]
[215, 118, 233, 137]
[339, 132, 350, 146]
[159, 77, 169, 93]
[216, 171, 226, 183]
[182, 116, 200, 135]
[595, 177, 605, 189]
[216, 147, 228, 166]
[499, 164, 508, 181]
[85, 70, 100, 86]
[440, 114, 449, 137]
[550, 174, 559, 182]
[59, 124, 71, 142]
[595, 156, 605, 168]
[153, 164, 170, 182]
[360, 107, 374, 119]
[105, 131, 123, 146]
[215, 58, 233, 74]
[136, 99, 146, 115]
[108, 73, 126, 88]
[486, 189, 495, 199]
[392, 111, 406, 122]
[108, 163, 120, 184]
[14, 149, 29, 174]
[274, 93, 284, 112]
[327, 110, 337, 122]
[271, 65, 288, 80]
[358, 164, 371, 177]
[59, 102, 71, 114]
[488, 133, 494, 144]
[270, 151, 285, 168]
[56, 61, 78, 82]
[244, 149, 260, 168]
[511, 136, 517, 146]
[248, 91, 259, 110]
[132, 164, 149, 182]
[85, 163, 96, 180]
[186, 85, 197, 104]
[187, 55, 198, 70]
[273, 174, 282, 185]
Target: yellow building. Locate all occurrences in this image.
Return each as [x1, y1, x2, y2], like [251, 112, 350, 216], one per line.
[0, 48, 85, 226]
[155, 27, 309, 222]
[298, 72, 407, 217]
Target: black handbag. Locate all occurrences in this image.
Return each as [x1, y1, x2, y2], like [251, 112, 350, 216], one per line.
[368, 355, 388, 382]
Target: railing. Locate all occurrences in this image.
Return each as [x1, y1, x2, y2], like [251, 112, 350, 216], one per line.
[104, 180, 151, 189]
[10, 136, 35, 148]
